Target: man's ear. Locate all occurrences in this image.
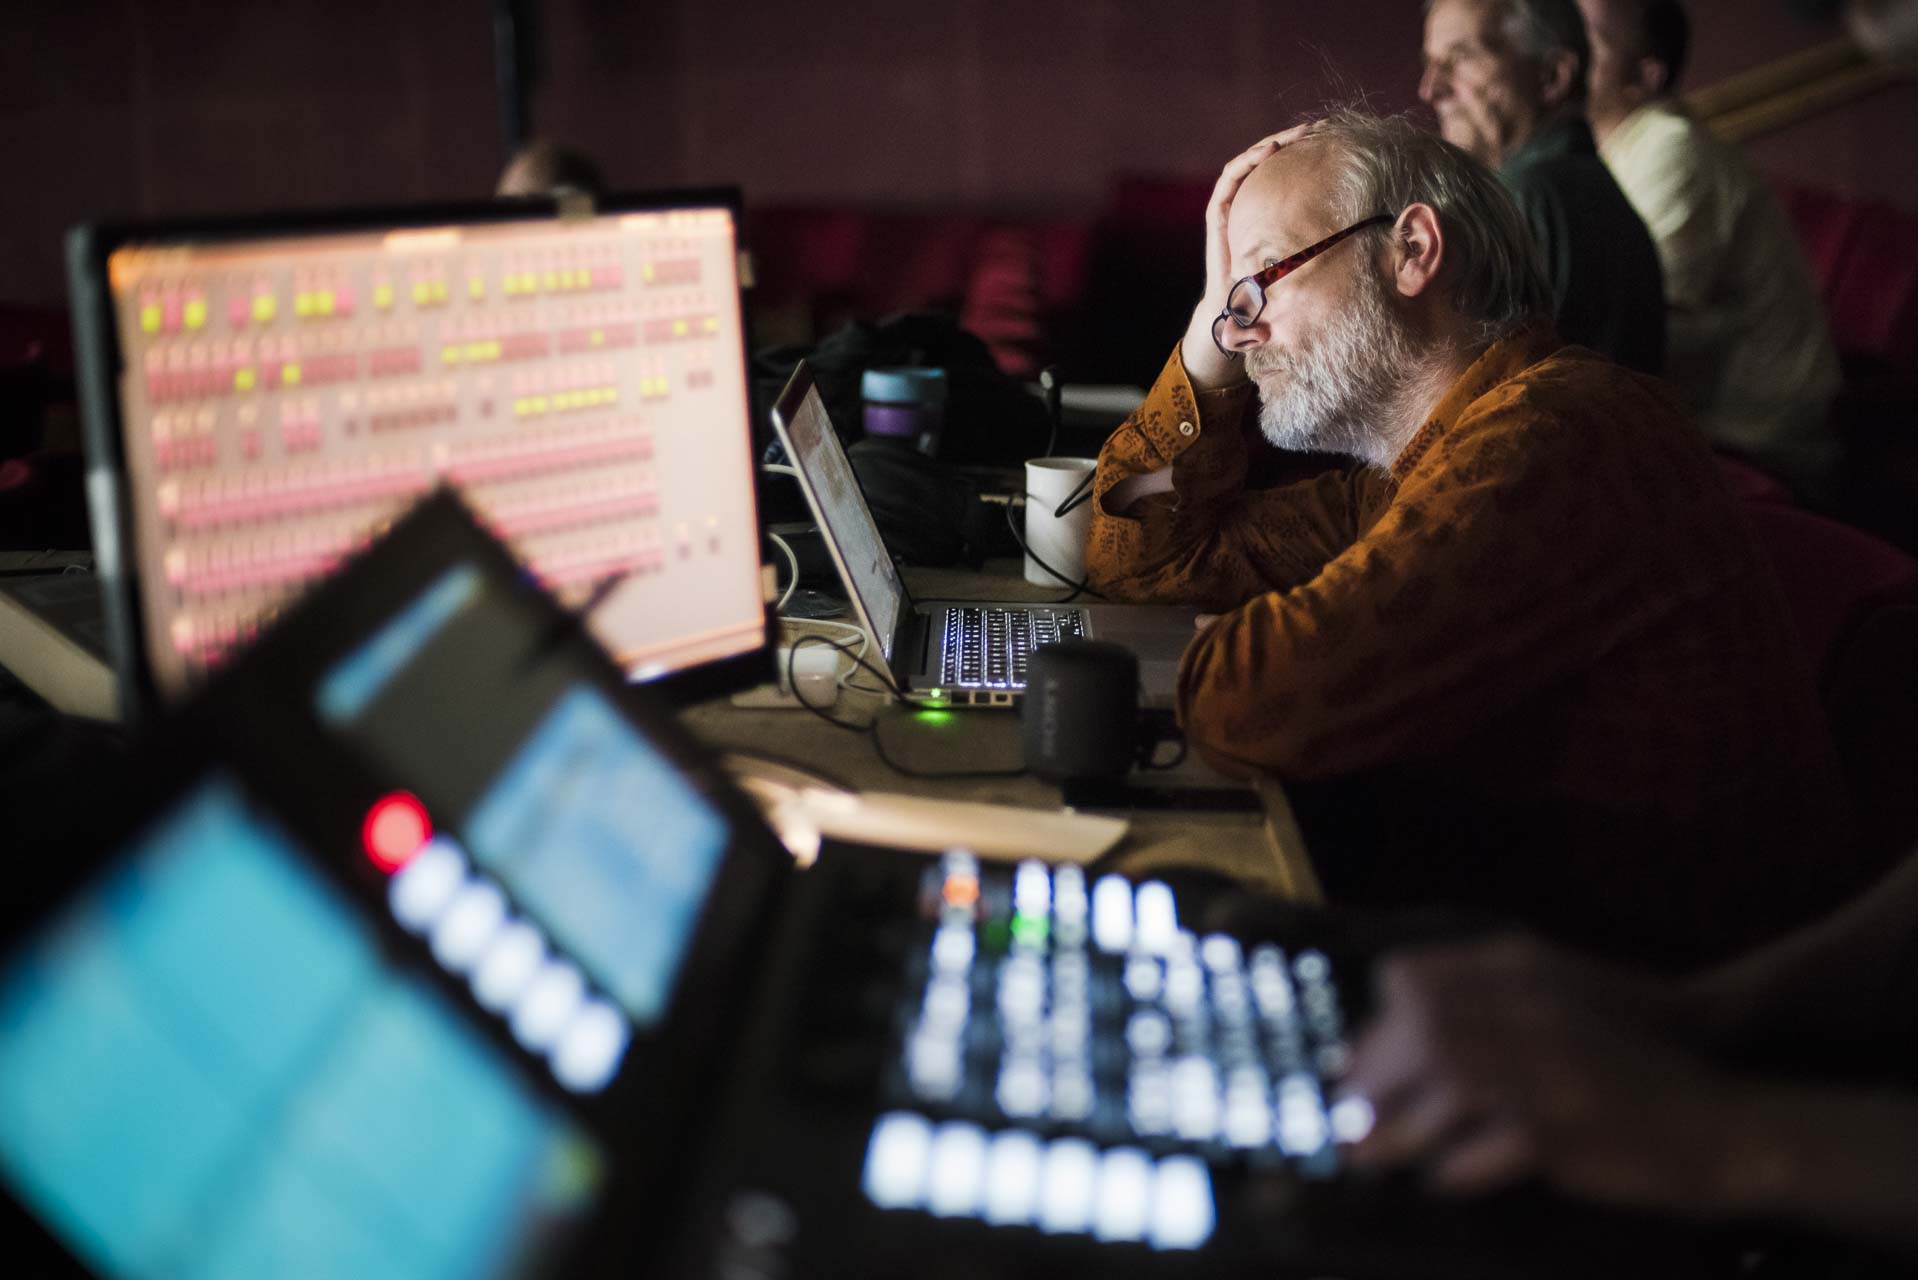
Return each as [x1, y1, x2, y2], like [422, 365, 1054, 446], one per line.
[1390, 203, 1445, 300]
[1538, 50, 1580, 109]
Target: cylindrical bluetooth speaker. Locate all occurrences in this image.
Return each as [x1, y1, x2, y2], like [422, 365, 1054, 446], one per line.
[1021, 640, 1139, 782]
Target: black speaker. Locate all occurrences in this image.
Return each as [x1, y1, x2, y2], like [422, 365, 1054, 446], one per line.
[1021, 640, 1138, 782]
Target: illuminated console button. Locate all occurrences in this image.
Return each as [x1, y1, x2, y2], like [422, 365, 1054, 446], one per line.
[1093, 1147, 1153, 1243]
[471, 920, 546, 1011]
[1037, 1138, 1099, 1235]
[1329, 1094, 1376, 1145]
[388, 836, 468, 933]
[511, 960, 586, 1050]
[551, 999, 629, 1094]
[1148, 1156, 1215, 1251]
[924, 1121, 988, 1218]
[430, 880, 506, 972]
[863, 1112, 933, 1210]
[981, 1129, 1043, 1226]
[1091, 875, 1132, 954]
[1133, 882, 1178, 956]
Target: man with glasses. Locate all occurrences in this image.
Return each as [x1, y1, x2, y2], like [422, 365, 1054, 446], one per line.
[1421, 0, 1665, 373]
[1087, 109, 1859, 968]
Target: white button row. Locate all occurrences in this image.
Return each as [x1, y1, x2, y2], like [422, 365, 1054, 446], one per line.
[862, 1112, 1215, 1251]
[387, 834, 630, 1093]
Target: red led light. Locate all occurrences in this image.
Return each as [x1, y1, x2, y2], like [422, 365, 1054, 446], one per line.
[362, 792, 431, 873]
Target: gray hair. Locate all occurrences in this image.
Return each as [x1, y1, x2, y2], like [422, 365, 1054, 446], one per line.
[1313, 107, 1553, 345]
[1426, 0, 1591, 107]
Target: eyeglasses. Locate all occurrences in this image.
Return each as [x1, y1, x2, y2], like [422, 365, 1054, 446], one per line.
[1211, 214, 1395, 356]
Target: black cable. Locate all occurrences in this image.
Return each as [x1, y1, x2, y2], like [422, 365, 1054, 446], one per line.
[787, 635, 1028, 781]
[1003, 489, 1107, 603]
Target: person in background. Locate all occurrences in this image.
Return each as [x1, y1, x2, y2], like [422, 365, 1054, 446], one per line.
[1420, 0, 1666, 374]
[1578, 0, 1846, 505]
[1087, 108, 1858, 968]
[1344, 843, 1918, 1263]
[496, 140, 605, 199]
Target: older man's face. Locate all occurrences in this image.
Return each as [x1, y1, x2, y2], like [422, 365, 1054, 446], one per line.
[1222, 145, 1421, 464]
[1576, 0, 1650, 142]
[1420, 0, 1545, 167]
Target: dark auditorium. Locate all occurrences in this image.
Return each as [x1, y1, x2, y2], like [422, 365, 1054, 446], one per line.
[4, 1, 1918, 1276]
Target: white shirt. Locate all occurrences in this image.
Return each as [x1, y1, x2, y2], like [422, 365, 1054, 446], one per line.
[1602, 101, 1844, 502]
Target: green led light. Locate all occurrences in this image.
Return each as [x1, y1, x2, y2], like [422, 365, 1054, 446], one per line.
[1010, 913, 1049, 949]
[914, 709, 956, 727]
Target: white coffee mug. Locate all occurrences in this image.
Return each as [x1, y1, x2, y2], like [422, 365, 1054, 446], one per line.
[1024, 456, 1098, 587]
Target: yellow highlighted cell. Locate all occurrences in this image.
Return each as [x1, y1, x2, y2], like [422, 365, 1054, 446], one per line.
[469, 278, 485, 300]
[442, 346, 463, 365]
[295, 292, 315, 318]
[234, 368, 256, 392]
[184, 299, 207, 330]
[412, 281, 432, 305]
[589, 328, 605, 346]
[282, 363, 302, 386]
[140, 304, 162, 334]
[374, 283, 395, 310]
[431, 280, 448, 303]
[702, 315, 718, 333]
[317, 291, 335, 316]
[252, 295, 276, 323]
[672, 319, 689, 338]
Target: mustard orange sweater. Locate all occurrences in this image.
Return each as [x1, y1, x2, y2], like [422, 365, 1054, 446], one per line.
[1089, 333, 1857, 965]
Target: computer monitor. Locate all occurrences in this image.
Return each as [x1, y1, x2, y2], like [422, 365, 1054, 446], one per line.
[67, 191, 769, 721]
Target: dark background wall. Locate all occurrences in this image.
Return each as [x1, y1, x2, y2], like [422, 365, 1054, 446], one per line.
[4, 0, 1912, 307]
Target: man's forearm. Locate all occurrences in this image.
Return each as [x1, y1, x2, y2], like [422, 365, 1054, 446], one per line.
[1677, 848, 1918, 1057]
[1711, 1080, 1918, 1257]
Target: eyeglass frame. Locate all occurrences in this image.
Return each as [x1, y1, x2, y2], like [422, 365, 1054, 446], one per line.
[1211, 213, 1396, 357]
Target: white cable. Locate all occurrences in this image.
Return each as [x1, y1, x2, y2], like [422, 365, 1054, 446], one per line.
[761, 463, 802, 479]
[767, 531, 801, 612]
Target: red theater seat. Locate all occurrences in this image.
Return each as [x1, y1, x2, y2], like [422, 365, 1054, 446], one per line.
[1745, 503, 1918, 868]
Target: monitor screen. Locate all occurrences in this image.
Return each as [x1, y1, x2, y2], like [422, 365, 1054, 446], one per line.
[87, 198, 763, 703]
[0, 775, 604, 1280]
[313, 562, 735, 1083]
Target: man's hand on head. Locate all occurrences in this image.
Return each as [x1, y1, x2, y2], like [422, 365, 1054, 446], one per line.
[1181, 124, 1320, 392]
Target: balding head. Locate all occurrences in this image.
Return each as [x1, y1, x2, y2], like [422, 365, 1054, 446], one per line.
[1213, 110, 1552, 467]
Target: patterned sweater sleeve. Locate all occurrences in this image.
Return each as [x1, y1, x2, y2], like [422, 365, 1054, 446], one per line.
[1176, 376, 1730, 780]
[1085, 347, 1379, 611]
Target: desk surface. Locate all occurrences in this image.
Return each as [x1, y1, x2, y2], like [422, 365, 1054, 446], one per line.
[680, 559, 1319, 901]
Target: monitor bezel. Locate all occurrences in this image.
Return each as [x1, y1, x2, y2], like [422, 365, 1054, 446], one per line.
[65, 188, 771, 728]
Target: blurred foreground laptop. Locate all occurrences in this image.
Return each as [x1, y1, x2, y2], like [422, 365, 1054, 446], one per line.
[0, 495, 1730, 1278]
[67, 188, 767, 721]
[771, 362, 1198, 709]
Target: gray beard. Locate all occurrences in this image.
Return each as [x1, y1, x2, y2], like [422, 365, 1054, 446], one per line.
[1247, 270, 1428, 470]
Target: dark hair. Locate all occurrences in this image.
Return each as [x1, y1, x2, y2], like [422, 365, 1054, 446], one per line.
[1637, 1, 1691, 91]
[497, 141, 605, 198]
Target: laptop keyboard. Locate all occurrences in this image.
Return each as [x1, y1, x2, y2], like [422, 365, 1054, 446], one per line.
[858, 853, 1369, 1250]
[936, 606, 1087, 690]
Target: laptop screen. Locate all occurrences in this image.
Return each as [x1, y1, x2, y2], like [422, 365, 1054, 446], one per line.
[774, 379, 907, 663]
[75, 195, 764, 707]
[0, 773, 604, 1279]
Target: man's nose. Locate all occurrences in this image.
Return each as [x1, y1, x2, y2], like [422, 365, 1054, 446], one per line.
[1222, 317, 1270, 355]
[1418, 63, 1446, 103]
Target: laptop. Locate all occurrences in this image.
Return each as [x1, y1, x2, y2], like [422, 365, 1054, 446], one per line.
[66, 188, 770, 722]
[0, 494, 1729, 1278]
[770, 362, 1199, 709]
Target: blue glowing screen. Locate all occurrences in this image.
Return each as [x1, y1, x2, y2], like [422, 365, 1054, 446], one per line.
[0, 777, 602, 1279]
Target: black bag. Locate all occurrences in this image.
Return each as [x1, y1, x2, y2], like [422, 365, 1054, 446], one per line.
[751, 312, 1046, 563]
